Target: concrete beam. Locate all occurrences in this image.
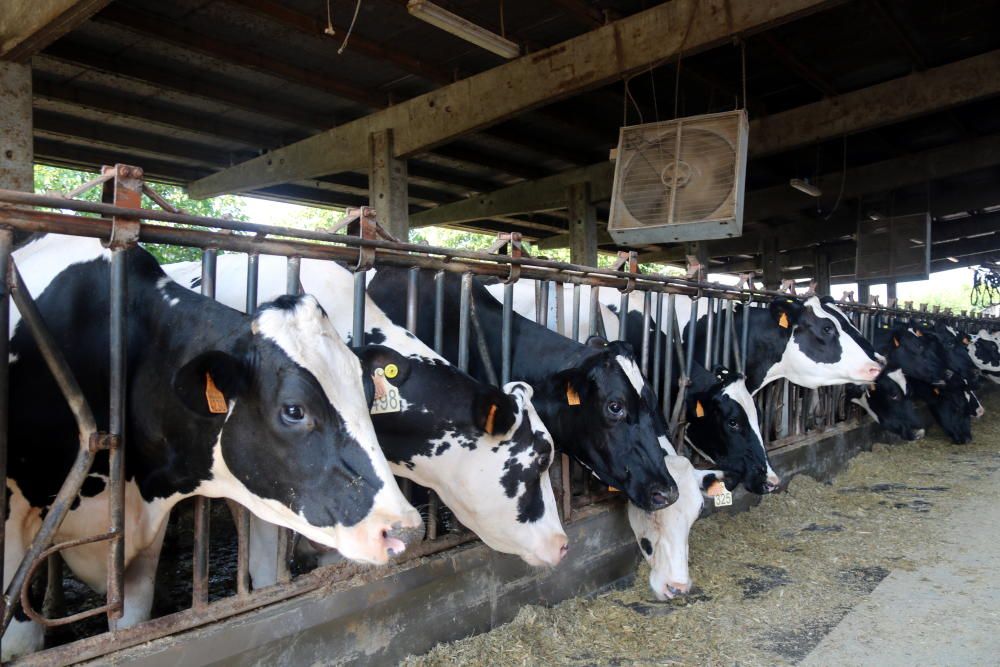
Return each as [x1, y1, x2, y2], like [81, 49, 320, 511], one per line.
[0, 63, 32, 192]
[188, 0, 838, 198]
[410, 162, 613, 229]
[0, 0, 110, 61]
[369, 129, 409, 240]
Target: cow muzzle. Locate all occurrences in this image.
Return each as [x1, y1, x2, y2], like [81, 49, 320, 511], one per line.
[662, 580, 691, 600]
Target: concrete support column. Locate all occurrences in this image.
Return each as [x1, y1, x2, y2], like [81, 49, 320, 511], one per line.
[0, 62, 32, 192]
[814, 250, 831, 296]
[567, 182, 597, 266]
[886, 282, 897, 304]
[858, 282, 871, 304]
[762, 237, 780, 290]
[369, 129, 409, 241]
[684, 241, 708, 281]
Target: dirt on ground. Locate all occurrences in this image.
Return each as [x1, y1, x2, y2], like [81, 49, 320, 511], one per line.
[404, 396, 1000, 667]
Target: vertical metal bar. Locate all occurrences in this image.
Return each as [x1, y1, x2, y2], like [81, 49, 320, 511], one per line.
[662, 294, 676, 418]
[502, 282, 513, 385]
[236, 252, 259, 596]
[652, 292, 664, 396]
[286, 256, 301, 296]
[539, 280, 550, 329]
[714, 299, 725, 366]
[406, 267, 419, 333]
[246, 253, 259, 312]
[561, 453, 572, 522]
[722, 299, 733, 369]
[554, 282, 565, 338]
[703, 296, 715, 369]
[0, 229, 11, 612]
[458, 273, 472, 372]
[433, 270, 445, 354]
[617, 292, 628, 342]
[589, 285, 600, 338]
[640, 291, 652, 376]
[533, 279, 543, 323]
[572, 284, 581, 342]
[106, 248, 127, 625]
[352, 272, 366, 347]
[740, 300, 751, 374]
[685, 298, 698, 376]
[191, 249, 217, 610]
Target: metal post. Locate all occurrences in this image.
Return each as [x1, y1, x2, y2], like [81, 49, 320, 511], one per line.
[106, 248, 128, 625]
[571, 284, 581, 342]
[640, 291, 652, 376]
[433, 270, 445, 354]
[685, 298, 698, 378]
[662, 294, 675, 417]
[617, 292, 628, 342]
[192, 249, 217, 609]
[703, 297, 714, 369]
[406, 267, 419, 333]
[286, 256, 301, 296]
[652, 292, 664, 396]
[458, 273, 472, 372]
[539, 281, 550, 329]
[236, 252, 259, 596]
[740, 300, 751, 374]
[589, 285, 600, 338]
[722, 299, 733, 369]
[554, 282, 565, 338]
[502, 282, 513, 385]
[352, 271, 366, 347]
[0, 230, 9, 609]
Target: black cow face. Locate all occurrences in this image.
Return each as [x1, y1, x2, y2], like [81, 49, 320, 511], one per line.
[972, 337, 1000, 367]
[878, 327, 948, 386]
[684, 365, 777, 495]
[847, 367, 924, 441]
[926, 382, 974, 445]
[925, 322, 978, 385]
[544, 339, 679, 511]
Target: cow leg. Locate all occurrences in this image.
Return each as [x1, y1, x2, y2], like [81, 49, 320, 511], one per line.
[3, 487, 45, 660]
[248, 516, 279, 589]
[117, 518, 168, 629]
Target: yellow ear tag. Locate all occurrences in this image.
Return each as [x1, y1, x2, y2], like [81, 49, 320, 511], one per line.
[566, 384, 581, 406]
[695, 400, 705, 418]
[484, 403, 497, 435]
[384, 363, 399, 379]
[205, 373, 228, 414]
[778, 312, 790, 329]
[893, 337, 900, 348]
[607, 486, 620, 493]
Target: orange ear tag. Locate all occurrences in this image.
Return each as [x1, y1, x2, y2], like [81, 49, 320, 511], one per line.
[913, 330, 922, 337]
[893, 337, 901, 348]
[205, 373, 228, 414]
[933, 387, 940, 396]
[707, 480, 733, 507]
[778, 312, 790, 329]
[695, 400, 705, 418]
[566, 384, 581, 406]
[706, 480, 726, 497]
[607, 486, 620, 493]
[484, 404, 498, 435]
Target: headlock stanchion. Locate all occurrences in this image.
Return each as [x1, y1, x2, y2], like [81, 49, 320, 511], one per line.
[0, 168, 997, 665]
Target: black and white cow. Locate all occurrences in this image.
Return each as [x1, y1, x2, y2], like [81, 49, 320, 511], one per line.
[845, 366, 925, 441]
[915, 321, 979, 386]
[367, 269, 680, 512]
[910, 377, 975, 444]
[503, 282, 777, 496]
[4, 236, 419, 659]
[968, 331, 1000, 383]
[164, 256, 568, 574]
[874, 326, 950, 386]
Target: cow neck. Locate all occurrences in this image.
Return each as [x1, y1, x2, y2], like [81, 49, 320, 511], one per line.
[124, 249, 249, 501]
[740, 308, 793, 395]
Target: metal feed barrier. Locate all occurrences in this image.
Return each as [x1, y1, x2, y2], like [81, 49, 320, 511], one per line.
[0, 165, 994, 665]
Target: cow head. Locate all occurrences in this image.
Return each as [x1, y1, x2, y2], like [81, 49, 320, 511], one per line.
[174, 295, 420, 565]
[923, 379, 973, 444]
[540, 338, 679, 512]
[881, 326, 949, 386]
[354, 345, 568, 567]
[684, 365, 779, 495]
[924, 322, 979, 385]
[627, 456, 705, 600]
[770, 296, 882, 388]
[969, 335, 1000, 377]
[847, 366, 925, 441]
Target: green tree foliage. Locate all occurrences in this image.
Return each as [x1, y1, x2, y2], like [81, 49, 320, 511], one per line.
[33, 165, 248, 264]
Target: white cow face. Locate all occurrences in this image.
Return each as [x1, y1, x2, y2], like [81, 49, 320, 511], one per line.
[627, 456, 704, 600]
[397, 382, 568, 567]
[774, 297, 882, 389]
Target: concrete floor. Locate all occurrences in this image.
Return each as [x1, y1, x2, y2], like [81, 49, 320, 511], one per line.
[802, 460, 1000, 667]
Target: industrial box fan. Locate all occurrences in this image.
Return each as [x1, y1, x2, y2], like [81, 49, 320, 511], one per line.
[607, 109, 749, 245]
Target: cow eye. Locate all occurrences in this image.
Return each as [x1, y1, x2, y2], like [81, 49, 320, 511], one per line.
[822, 325, 834, 335]
[726, 418, 739, 429]
[606, 400, 625, 420]
[537, 454, 551, 469]
[281, 404, 306, 424]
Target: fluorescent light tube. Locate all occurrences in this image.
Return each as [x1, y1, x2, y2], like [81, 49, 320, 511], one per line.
[408, 0, 520, 59]
[789, 178, 822, 197]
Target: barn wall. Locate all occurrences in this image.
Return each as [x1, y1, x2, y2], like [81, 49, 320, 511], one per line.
[90, 415, 921, 666]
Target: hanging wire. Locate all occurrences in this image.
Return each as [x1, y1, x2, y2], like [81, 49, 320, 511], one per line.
[623, 74, 644, 126]
[324, 0, 336, 36]
[823, 135, 848, 220]
[500, 0, 506, 39]
[649, 64, 660, 124]
[740, 38, 748, 111]
[673, 54, 682, 119]
[338, 0, 363, 54]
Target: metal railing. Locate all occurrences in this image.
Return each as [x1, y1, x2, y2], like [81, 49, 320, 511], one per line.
[0, 166, 994, 664]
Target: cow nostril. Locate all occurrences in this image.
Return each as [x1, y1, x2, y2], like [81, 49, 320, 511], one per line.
[651, 487, 679, 508]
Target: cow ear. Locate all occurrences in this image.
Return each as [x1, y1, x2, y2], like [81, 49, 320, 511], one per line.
[174, 351, 249, 416]
[474, 389, 516, 436]
[354, 345, 410, 385]
[553, 367, 588, 407]
[768, 298, 803, 330]
[584, 335, 609, 349]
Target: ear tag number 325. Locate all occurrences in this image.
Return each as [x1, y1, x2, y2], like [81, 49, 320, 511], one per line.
[371, 367, 402, 415]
